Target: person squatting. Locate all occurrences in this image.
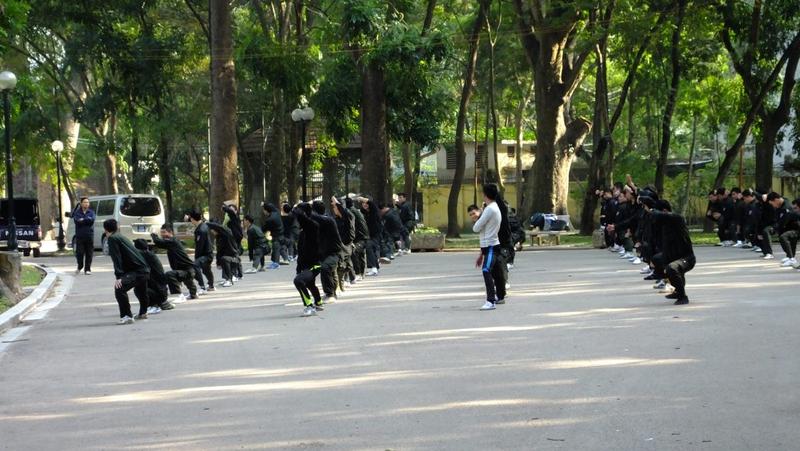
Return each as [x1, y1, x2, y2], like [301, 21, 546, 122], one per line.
[105, 193, 418, 323]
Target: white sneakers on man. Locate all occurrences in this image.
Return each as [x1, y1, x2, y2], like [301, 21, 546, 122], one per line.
[480, 301, 496, 311]
[117, 316, 134, 325]
[781, 258, 797, 267]
[366, 268, 379, 276]
[762, 254, 775, 260]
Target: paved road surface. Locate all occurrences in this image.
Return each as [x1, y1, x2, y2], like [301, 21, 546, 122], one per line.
[1, 247, 798, 450]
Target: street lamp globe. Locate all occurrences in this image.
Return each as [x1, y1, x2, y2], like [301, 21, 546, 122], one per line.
[0, 71, 17, 91]
[51, 140, 64, 153]
[300, 107, 314, 121]
[291, 108, 303, 122]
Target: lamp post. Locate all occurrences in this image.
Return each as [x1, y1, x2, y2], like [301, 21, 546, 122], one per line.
[0, 71, 18, 252]
[291, 106, 314, 201]
[51, 140, 66, 251]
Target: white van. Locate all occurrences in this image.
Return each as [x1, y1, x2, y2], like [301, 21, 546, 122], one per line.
[66, 194, 166, 250]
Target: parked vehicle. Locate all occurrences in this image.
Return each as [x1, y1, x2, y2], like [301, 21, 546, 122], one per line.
[0, 197, 43, 257]
[65, 195, 166, 251]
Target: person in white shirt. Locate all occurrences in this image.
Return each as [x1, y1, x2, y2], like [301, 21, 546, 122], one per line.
[468, 184, 508, 310]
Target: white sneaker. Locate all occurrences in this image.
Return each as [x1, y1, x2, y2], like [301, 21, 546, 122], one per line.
[507, 263, 514, 270]
[197, 288, 207, 296]
[117, 316, 134, 325]
[324, 294, 337, 303]
[640, 266, 652, 274]
[763, 254, 775, 260]
[171, 294, 188, 304]
[480, 301, 496, 311]
[619, 252, 631, 259]
[653, 280, 666, 290]
[302, 306, 317, 317]
[245, 268, 259, 274]
[781, 257, 790, 263]
[232, 276, 239, 282]
[147, 306, 162, 315]
[356, 275, 365, 281]
[781, 258, 797, 267]
[752, 247, 762, 253]
[505, 282, 511, 290]
[732, 241, 743, 248]
[222, 280, 233, 287]
[366, 268, 379, 276]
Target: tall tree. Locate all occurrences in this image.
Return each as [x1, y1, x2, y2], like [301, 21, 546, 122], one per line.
[446, 0, 487, 237]
[512, 0, 593, 218]
[209, 0, 239, 217]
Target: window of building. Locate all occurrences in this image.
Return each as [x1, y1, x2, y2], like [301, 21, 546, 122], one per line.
[507, 145, 515, 157]
[446, 147, 456, 170]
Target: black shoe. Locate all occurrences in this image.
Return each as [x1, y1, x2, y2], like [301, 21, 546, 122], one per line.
[643, 274, 659, 281]
[314, 303, 324, 311]
[665, 292, 680, 300]
[496, 298, 506, 305]
[674, 297, 689, 305]
[160, 302, 175, 311]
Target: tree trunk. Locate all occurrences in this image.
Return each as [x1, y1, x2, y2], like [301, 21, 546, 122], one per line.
[209, 0, 240, 220]
[269, 88, 286, 205]
[514, 82, 532, 211]
[240, 149, 265, 222]
[158, 134, 173, 222]
[681, 112, 698, 216]
[446, 0, 487, 237]
[581, 42, 610, 235]
[402, 141, 413, 196]
[287, 122, 300, 204]
[754, 119, 779, 191]
[654, 0, 686, 194]
[487, 11, 503, 193]
[360, 62, 390, 204]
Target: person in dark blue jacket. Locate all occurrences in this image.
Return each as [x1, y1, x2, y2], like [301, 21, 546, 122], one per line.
[73, 197, 95, 275]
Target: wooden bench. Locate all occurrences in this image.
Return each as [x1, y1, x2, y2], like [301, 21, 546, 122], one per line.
[526, 229, 578, 246]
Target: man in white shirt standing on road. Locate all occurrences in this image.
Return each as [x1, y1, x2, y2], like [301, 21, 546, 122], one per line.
[468, 184, 507, 311]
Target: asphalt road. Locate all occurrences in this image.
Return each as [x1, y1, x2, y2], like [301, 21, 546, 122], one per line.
[1, 246, 798, 450]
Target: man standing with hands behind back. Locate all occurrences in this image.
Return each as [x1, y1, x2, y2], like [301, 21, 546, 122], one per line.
[73, 197, 95, 275]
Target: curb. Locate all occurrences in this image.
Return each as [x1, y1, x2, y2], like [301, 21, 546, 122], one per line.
[0, 264, 59, 335]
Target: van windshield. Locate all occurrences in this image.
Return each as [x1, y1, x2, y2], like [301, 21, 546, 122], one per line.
[120, 197, 161, 217]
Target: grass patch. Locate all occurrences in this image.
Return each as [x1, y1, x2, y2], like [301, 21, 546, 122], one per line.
[22, 266, 45, 287]
[0, 295, 12, 314]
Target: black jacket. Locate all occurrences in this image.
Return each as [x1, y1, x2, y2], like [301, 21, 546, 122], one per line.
[313, 212, 344, 257]
[383, 208, 405, 236]
[281, 214, 299, 239]
[362, 200, 383, 239]
[151, 234, 195, 271]
[246, 224, 267, 259]
[398, 201, 415, 225]
[263, 211, 284, 239]
[651, 211, 694, 262]
[293, 208, 321, 271]
[206, 222, 239, 258]
[193, 221, 214, 258]
[140, 248, 167, 286]
[350, 207, 369, 242]
[107, 234, 150, 278]
[223, 205, 244, 243]
[333, 203, 355, 245]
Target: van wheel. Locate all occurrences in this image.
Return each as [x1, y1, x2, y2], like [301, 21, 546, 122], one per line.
[33, 248, 41, 258]
[23, 249, 31, 257]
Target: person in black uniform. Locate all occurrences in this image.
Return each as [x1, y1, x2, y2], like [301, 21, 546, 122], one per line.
[187, 211, 215, 293]
[348, 197, 369, 280]
[331, 196, 356, 290]
[397, 193, 415, 251]
[778, 198, 800, 268]
[360, 197, 382, 276]
[292, 203, 324, 316]
[281, 203, 300, 262]
[206, 221, 240, 287]
[150, 224, 198, 301]
[311, 200, 344, 301]
[243, 214, 268, 272]
[104, 219, 150, 324]
[730, 188, 747, 247]
[262, 203, 284, 269]
[222, 203, 244, 278]
[381, 205, 405, 255]
[133, 239, 174, 315]
[645, 201, 695, 305]
[507, 207, 525, 267]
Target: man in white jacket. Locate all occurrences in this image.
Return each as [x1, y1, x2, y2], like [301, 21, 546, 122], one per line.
[468, 184, 507, 310]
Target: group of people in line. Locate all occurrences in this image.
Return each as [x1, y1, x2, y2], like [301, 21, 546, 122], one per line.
[704, 187, 800, 268]
[72, 193, 418, 323]
[598, 177, 800, 305]
[598, 176, 697, 305]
